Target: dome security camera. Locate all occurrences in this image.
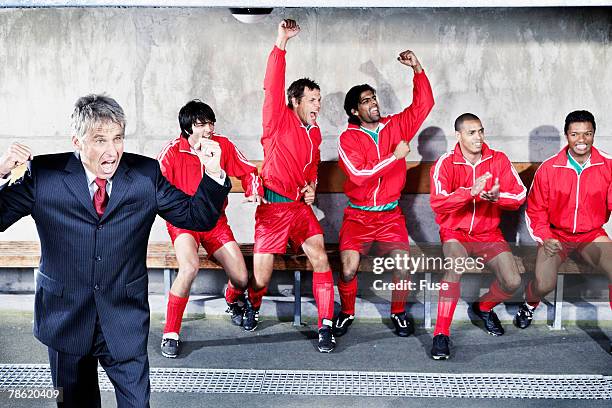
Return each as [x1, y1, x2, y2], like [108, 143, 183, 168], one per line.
[229, 8, 273, 24]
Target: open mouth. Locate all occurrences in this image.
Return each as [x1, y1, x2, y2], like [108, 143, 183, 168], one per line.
[101, 159, 116, 174]
[310, 112, 318, 121]
[574, 143, 588, 152]
[370, 108, 379, 116]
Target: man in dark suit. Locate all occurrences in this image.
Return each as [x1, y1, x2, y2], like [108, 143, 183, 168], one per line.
[0, 94, 231, 407]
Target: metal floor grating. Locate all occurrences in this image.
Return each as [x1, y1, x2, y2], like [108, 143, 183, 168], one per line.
[1, 365, 611, 399]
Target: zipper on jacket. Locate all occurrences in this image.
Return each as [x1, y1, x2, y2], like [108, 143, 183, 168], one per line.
[373, 137, 382, 206]
[469, 165, 476, 235]
[572, 172, 581, 233]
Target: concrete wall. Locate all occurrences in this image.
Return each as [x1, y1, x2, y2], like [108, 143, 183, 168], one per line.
[1, 7, 611, 244]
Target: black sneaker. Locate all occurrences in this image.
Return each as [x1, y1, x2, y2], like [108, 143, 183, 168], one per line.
[225, 299, 245, 327]
[513, 303, 535, 329]
[471, 302, 504, 336]
[390, 312, 414, 337]
[242, 302, 259, 332]
[333, 312, 354, 337]
[431, 334, 450, 360]
[318, 319, 336, 353]
[161, 334, 180, 358]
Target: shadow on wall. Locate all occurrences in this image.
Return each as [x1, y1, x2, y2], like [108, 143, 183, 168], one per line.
[499, 125, 561, 245]
[402, 126, 448, 244]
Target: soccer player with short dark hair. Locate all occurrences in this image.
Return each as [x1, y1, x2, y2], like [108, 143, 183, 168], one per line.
[158, 99, 263, 358]
[248, 19, 336, 353]
[429, 113, 526, 360]
[519, 110, 612, 354]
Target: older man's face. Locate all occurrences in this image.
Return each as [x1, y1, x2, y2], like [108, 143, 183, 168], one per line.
[72, 121, 124, 179]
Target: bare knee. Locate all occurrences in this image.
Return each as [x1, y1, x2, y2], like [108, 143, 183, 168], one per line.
[499, 275, 521, 293]
[533, 275, 556, 296]
[341, 264, 358, 282]
[229, 275, 248, 290]
[309, 250, 330, 272]
[177, 262, 199, 282]
[442, 270, 462, 283]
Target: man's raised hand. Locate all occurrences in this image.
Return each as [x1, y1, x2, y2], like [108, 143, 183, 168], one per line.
[0, 142, 32, 178]
[397, 50, 423, 74]
[276, 19, 300, 49]
[195, 139, 222, 178]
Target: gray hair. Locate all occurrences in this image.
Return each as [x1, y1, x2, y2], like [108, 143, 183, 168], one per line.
[71, 94, 126, 141]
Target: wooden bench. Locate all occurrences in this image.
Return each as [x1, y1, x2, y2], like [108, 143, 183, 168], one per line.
[0, 160, 604, 330]
[0, 239, 600, 330]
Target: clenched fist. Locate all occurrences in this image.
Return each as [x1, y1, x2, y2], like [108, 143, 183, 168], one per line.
[397, 50, 423, 74]
[0, 142, 32, 178]
[393, 140, 411, 160]
[195, 138, 222, 178]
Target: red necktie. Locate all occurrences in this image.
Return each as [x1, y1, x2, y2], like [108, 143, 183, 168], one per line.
[93, 177, 109, 217]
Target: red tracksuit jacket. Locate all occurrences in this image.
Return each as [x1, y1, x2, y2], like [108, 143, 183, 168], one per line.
[261, 46, 320, 200]
[430, 143, 527, 234]
[337, 71, 434, 207]
[157, 134, 263, 203]
[526, 145, 612, 243]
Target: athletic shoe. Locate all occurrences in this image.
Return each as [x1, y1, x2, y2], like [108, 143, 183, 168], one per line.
[225, 299, 245, 327]
[390, 312, 414, 337]
[161, 333, 180, 358]
[431, 334, 450, 360]
[471, 302, 504, 336]
[513, 303, 535, 329]
[332, 312, 354, 337]
[242, 301, 259, 332]
[318, 319, 336, 353]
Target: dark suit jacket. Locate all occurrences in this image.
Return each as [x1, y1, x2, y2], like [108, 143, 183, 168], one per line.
[0, 152, 230, 361]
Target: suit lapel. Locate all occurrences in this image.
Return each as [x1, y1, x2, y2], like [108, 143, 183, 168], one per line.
[100, 158, 132, 222]
[63, 154, 99, 220]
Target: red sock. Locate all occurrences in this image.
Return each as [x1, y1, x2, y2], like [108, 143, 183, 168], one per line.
[225, 281, 245, 304]
[312, 270, 335, 328]
[391, 275, 410, 315]
[525, 280, 541, 309]
[478, 280, 514, 312]
[608, 284, 612, 311]
[433, 281, 461, 337]
[337, 276, 358, 315]
[247, 284, 267, 310]
[164, 292, 189, 334]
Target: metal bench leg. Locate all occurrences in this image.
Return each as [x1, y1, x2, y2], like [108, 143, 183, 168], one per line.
[424, 272, 432, 329]
[163, 268, 175, 321]
[33, 268, 39, 287]
[551, 274, 564, 330]
[293, 270, 302, 326]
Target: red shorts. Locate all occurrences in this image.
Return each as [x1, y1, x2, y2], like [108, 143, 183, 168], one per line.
[254, 201, 323, 254]
[166, 214, 235, 257]
[339, 206, 410, 255]
[548, 227, 609, 261]
[440, 228, 510, 262]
